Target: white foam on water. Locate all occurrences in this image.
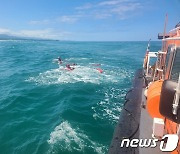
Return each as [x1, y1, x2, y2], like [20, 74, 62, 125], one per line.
[67, 57, 89, 61]
[92, 87, 125, 124]
[47, 121, 107, 153]
[0, 40, 19, 42]
[91, 67, 134, 124]
[26, 65, 119, 85]
[47, 121, 84, 151]
[52, 59, 58, 63]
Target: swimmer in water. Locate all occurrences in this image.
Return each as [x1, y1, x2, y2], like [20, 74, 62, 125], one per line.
[66, 64, 75, 70]
[57, 57, 63, 64]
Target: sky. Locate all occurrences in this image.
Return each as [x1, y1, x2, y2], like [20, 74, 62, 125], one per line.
[0, 0, 179, 41]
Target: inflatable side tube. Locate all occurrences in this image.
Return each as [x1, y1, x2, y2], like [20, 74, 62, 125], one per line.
[109, 69, 144, 154]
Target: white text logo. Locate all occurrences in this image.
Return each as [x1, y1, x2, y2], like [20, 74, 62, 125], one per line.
[120, 134, 179, 152]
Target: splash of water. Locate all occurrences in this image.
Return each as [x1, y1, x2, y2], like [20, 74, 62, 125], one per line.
[47, 121, 107, 154]
[26, 65, 119, 85]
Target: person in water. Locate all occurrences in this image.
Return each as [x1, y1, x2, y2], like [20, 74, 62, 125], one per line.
[66, 64, 75, 70]
[57, 57, 62, 64]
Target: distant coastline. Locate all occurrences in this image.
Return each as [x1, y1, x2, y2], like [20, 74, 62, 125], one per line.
[0, 34, 161, 42]
[0, 34, 58, 41]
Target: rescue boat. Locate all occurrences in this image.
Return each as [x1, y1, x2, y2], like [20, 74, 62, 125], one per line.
[109, 19, 180, 154]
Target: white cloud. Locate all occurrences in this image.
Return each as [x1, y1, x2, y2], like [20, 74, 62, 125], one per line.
[18, 29, 56, 38]
[27, 0, 142, 27]
[0, 28, 11, 34]
[56, 15, 81, 23]
[28, 15, 82, 26]
[98, 0, 126, 6]
[110, 2, 141, 18]
[95, 13, 112, 19]
[111, 3, 141, 13]
[29, 19, 50, 25]
[75, 0, 142, 20]
[25, 0, 142, 33]
[0, 27, 71, 40]
[75, 3, 92, 10]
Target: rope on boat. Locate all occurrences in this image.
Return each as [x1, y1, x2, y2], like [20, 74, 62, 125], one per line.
[123, 106, 140, 139]
[124, 89, 133, 101]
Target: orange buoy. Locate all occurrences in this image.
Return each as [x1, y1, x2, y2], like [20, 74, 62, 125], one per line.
[147, 80, 164, 119]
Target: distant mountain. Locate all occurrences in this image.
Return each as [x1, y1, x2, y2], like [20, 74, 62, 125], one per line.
[0, 34, 22, 40]
[0, 34, 56, 41]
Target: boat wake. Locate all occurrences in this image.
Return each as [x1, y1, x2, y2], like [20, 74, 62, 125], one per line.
[47, 121, 107, 154]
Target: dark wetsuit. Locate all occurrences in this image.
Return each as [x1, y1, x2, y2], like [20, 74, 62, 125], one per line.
[66, 64, 74, 70]
[58, 57, 62, 64]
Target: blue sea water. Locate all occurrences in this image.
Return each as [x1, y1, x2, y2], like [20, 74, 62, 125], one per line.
[0, 40, 161, 154]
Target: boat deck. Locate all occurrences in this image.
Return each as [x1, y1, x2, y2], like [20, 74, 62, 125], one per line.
[109, 69, 169, 154]
[139, 90, 168, 154]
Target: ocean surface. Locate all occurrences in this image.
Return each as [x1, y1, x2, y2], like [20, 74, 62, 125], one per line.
[0, 40, 161, 154]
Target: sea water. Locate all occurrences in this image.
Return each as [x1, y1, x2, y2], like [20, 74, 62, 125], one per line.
[0, 40, 161, 154]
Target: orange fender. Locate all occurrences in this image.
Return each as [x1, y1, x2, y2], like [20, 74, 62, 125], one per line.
[147, 80, 164, 119]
